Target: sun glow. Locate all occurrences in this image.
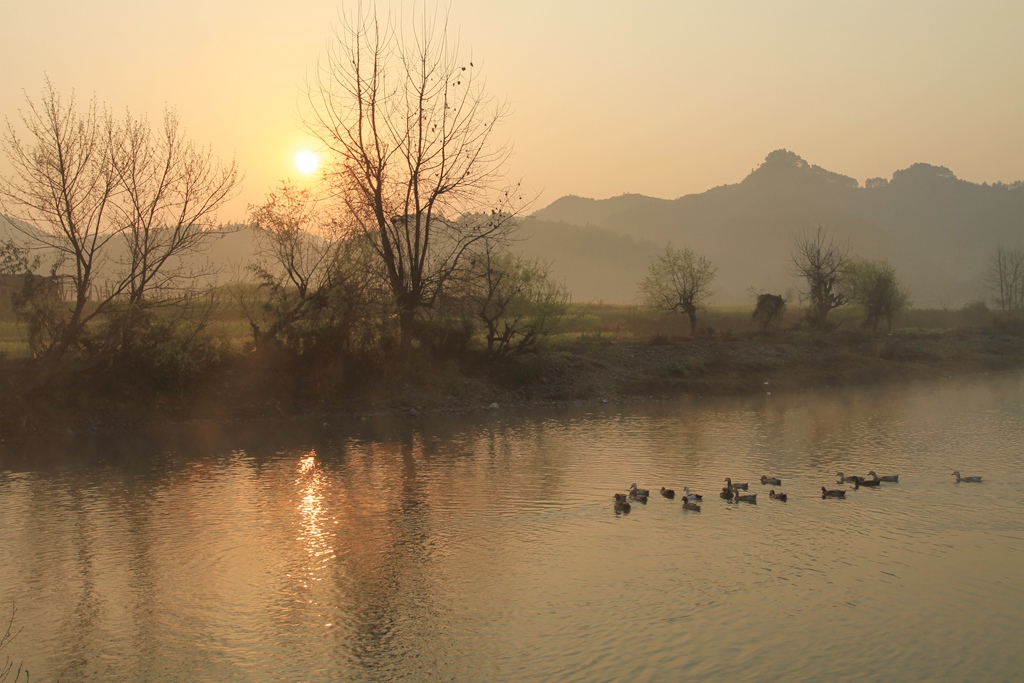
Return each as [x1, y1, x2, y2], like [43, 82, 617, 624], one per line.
[294, 149, 320, 175]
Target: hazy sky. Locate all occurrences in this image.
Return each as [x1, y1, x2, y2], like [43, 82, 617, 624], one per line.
[2, 0, 1022, 222]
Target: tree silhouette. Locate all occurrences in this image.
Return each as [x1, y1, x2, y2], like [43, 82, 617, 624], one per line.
[305, 5, 520, 362]
[639, 244, 716, 335]
[0, 79, 237, 374]
[791, 227, 848, 329]
[752, 293, 787, 332]
[841, 259, 909, 332]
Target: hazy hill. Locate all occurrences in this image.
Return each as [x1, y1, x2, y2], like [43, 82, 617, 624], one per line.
[1, 215, 258, 288]
[521, 150, 1024, 306]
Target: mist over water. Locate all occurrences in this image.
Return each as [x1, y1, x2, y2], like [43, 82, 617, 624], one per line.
[2, 371, 1022, 682]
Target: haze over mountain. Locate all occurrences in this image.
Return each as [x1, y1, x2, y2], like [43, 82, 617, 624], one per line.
[518, 150, 1024, 307]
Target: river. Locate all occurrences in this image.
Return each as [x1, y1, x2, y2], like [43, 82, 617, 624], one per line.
[1, 370, 1022, 682]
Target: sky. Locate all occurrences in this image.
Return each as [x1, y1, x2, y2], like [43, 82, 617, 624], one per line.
[2, 0, 1022, 223]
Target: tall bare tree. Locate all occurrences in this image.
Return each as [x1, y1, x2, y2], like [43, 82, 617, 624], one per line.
[305, 4, 520, 360]
[792, 226, 849, 329]
[0, 79, 238, 370]
[638, 244, 716, 335]
[1, 81, 118, 362]
[985, 242, 1024, 314]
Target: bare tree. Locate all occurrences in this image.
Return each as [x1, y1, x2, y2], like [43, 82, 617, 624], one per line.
[841, 258, 909, 333]
[985, 242, 1024, 314]
[110, 108, 238, 308]
[0, 79, 238, 372]
[469, 240, 570, 357]
[246, 182, 386, 357]
[305, 5, 521, 360]
[1, 81, 118, 364]
[791, 226, 849, 329]
[638, 244, 716, 335]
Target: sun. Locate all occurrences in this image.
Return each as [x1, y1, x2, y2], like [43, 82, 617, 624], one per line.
[294, 149, 320, 175]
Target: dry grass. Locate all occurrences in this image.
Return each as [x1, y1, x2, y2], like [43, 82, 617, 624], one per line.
[0, 300, 1014, 360]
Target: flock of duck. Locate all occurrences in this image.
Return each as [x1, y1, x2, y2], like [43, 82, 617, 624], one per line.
[612, 470, 983, 513]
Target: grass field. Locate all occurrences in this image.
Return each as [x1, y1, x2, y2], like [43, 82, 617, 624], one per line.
[0, 297, 1014, 361]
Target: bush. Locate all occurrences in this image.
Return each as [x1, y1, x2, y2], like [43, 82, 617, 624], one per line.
[414, 315, 477, 357]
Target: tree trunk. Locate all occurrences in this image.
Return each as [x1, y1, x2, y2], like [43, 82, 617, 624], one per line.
[398, 307, 415, 365]
[684, 305, 698, 336]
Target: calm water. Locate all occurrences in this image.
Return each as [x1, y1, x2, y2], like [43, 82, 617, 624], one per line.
[1, 371, 1023, 682]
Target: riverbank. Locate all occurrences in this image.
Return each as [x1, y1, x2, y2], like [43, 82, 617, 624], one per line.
[2, 329, 1023, 439]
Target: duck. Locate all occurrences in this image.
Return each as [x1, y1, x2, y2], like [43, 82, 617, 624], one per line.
[769, 489, 787, 502]
[821, 486, 846, 499]
[852, 477, 880, 490]
[660, 487, 676, 499]
[613, 493, 632, 513]
[724, 477, 749, 491]
[720, 487, 736, 500]
[952, 471, 983, 483]
[682, 499, 702, 512]
[867, 470, 899, 483]
[629, 483, 651, 499]
[735, 492, 757, 504]
[683, 486, 703, 502]
[760, 476, 782, 486]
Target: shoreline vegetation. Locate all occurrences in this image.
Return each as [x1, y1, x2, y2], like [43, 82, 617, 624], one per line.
[2, 303, 1022, 441]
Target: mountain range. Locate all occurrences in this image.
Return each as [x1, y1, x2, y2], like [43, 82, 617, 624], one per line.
[517, 149, 1024, 307]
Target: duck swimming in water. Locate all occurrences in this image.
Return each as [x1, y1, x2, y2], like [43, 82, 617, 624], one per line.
[735, 492, 757, 504]
[720, 487, 735, 500]
[760, 476, 782, 486]
[683, 486, 703, 502]
[852, 477, 881, 490]
[682, 499, 701, 512]
[629, 483, 650, 498]
[613, 493, 632, 513]
[660, 487, 676, 499]
[769, 489, 787, 502]
[724, 477, 749, 491]
[868, 470, 899, 483]
[821, 486, 846, 499]
[952, 471, 983, 483]
[629, 484, 649, 502]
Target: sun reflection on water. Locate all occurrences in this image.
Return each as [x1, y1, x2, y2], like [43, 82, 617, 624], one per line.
[295, 450, 335, 590]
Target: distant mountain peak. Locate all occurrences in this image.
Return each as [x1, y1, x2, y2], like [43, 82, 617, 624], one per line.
[762, 148, 811, 169]
[742, 148, 859, 188]
[890, 162, 960, 185]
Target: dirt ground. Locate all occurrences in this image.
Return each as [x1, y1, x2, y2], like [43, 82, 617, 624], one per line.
[3, 331, 1023, 438]
[436, 332, 1024, 411]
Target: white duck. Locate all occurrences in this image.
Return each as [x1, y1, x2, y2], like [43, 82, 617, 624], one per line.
[683, 486, 703, 502]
